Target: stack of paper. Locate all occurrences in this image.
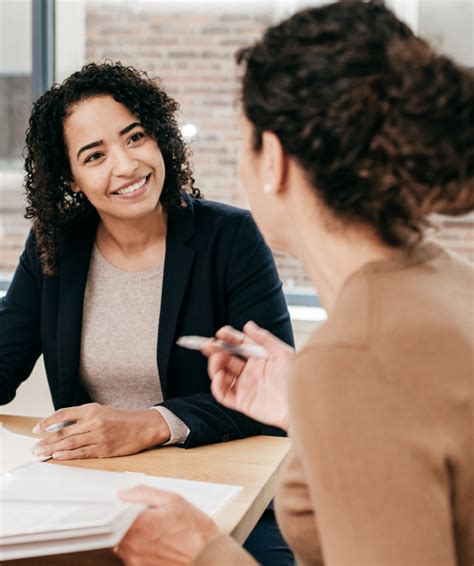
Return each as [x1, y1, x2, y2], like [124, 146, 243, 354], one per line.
[0, 428, 242, 561]
[0, 423, 48, 473]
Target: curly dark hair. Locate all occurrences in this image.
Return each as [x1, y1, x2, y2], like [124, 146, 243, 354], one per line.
[237, 0, 474, 247]
[24, 61, 203, 275]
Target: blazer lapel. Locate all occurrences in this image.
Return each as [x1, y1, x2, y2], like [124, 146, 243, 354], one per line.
[157, 197, 196, 398]
[57, 217, 97, 406]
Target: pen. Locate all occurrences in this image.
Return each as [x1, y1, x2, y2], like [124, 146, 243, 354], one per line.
[43, 420, 77, 433]
[176, 335, 269, 359]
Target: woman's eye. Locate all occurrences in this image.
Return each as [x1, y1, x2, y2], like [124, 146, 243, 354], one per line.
[85, 152, 103, 164]
[129, 132, 145, 143]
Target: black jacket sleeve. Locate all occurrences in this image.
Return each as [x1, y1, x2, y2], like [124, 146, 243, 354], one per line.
[159, 212, 294, 447]
[0, 232, 42, 404]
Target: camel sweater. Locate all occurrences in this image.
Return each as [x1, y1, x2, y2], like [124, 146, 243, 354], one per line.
[197, 242, 474, 566]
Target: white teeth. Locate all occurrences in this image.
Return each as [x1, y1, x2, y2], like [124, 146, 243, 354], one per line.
[115, 176, 147, 195]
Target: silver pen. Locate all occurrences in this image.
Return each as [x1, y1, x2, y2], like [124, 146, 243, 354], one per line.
[43, 419, 77, 433]
[176, 335, 269, 359]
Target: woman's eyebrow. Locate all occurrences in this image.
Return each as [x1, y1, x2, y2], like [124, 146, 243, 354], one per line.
[77, 140, 102, 159]
[76, 123, 142, 160]
[119, 122, 142, 136]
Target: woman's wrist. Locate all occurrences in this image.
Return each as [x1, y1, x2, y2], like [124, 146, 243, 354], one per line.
[140, 408, 171, 447]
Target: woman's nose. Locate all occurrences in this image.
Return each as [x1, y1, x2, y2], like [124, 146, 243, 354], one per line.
[111, 148, 139, 177]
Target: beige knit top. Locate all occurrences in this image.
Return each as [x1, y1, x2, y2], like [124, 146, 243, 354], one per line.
[79, 245, 189, 444]
[196, 242, 474, 566]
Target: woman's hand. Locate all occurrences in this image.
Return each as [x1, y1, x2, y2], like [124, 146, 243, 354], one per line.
[202, 321, 295, 431]
[116, 485, 219, 566]
[31, 404, 171, 460]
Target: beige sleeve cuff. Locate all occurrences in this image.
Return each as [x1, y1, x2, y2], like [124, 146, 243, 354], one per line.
[195, 533, 259, 565]
[150, 406, 190, 445]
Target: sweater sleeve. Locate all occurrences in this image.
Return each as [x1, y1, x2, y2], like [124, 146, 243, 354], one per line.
[288, 345, 457, 566]
[151, 406, 190, 445]
[195, 534, 259, 566]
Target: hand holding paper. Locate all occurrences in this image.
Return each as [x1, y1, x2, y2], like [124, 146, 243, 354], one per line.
[0, 460, 241, 561]
[116, 485, 219, 566]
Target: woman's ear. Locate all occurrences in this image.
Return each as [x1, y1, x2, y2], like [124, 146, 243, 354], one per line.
[261, 131, 287, 194]
[70, 181, 81, 194]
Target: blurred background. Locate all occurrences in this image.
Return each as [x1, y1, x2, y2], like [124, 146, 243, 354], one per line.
[0, 0, 473, 415]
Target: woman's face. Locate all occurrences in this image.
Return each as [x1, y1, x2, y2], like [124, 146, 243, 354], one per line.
[64, 95, 166, 223]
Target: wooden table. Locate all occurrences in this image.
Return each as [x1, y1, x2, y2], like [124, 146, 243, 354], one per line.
[1, 414, 291, 565]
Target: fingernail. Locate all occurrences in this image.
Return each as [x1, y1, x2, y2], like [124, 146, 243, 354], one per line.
[52, 452, 63, 460]
[33, 447, 46, 456]
[32, 424, 41, 434]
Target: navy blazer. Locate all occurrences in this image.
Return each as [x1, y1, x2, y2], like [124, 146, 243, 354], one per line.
[0, 197, 294, 447]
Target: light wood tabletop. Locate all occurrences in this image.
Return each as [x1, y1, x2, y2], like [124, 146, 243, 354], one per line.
[1, 413, 291, 565]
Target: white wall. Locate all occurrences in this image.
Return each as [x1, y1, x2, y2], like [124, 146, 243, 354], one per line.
[418, 0, 473, 66]
[1, 357, 53, 418]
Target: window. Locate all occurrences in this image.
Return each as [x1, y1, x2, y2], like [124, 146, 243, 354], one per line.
[0, 0, 33, 282]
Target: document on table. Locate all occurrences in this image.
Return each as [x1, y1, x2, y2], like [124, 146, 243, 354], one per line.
[1, 460, 241, 515]
[0, 459, 242, 560]
[0, 423, 48, 474]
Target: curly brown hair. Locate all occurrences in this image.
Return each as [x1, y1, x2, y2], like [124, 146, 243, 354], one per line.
[24, 61, 202, 275]
[237, 0, 474, 247]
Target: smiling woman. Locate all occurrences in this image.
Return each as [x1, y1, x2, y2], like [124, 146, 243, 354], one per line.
[0, 62, 295, 565]
[64, 96, 168, 268]
[23, 62, 201, 276]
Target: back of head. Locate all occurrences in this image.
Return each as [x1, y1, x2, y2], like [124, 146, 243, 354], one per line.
[238, 0, 474, 247]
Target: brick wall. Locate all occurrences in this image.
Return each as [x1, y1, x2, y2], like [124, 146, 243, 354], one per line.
[85, 4, 269, 207]
[83, 2, 473, 288]
[83, 3, 321, 288]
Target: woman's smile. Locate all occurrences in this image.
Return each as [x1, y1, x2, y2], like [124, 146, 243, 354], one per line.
[112, 174, 151, 199]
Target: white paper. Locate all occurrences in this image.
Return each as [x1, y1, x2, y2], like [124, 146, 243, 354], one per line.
[0, 460, 242, 561]
[0, 503, 145, 560]
[0, 424, 47, 474]
[0, 461, 146, 504]
[0, 500, 132, 539]
[137, 474, 242, 516]
[0, 461, 241, 515]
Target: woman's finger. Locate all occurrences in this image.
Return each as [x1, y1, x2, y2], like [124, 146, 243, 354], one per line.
[215, 325, 249, 344]
[210, 369, 238, 407]
[33, 420, 91, 448]
[118, 485, 177, 506]
[51, 443, 99, 460]
[200, 340, 229, 357]
[33, 431, 95, 457]
[207, 350, 246, 379]
[32, 406, 86, 434]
